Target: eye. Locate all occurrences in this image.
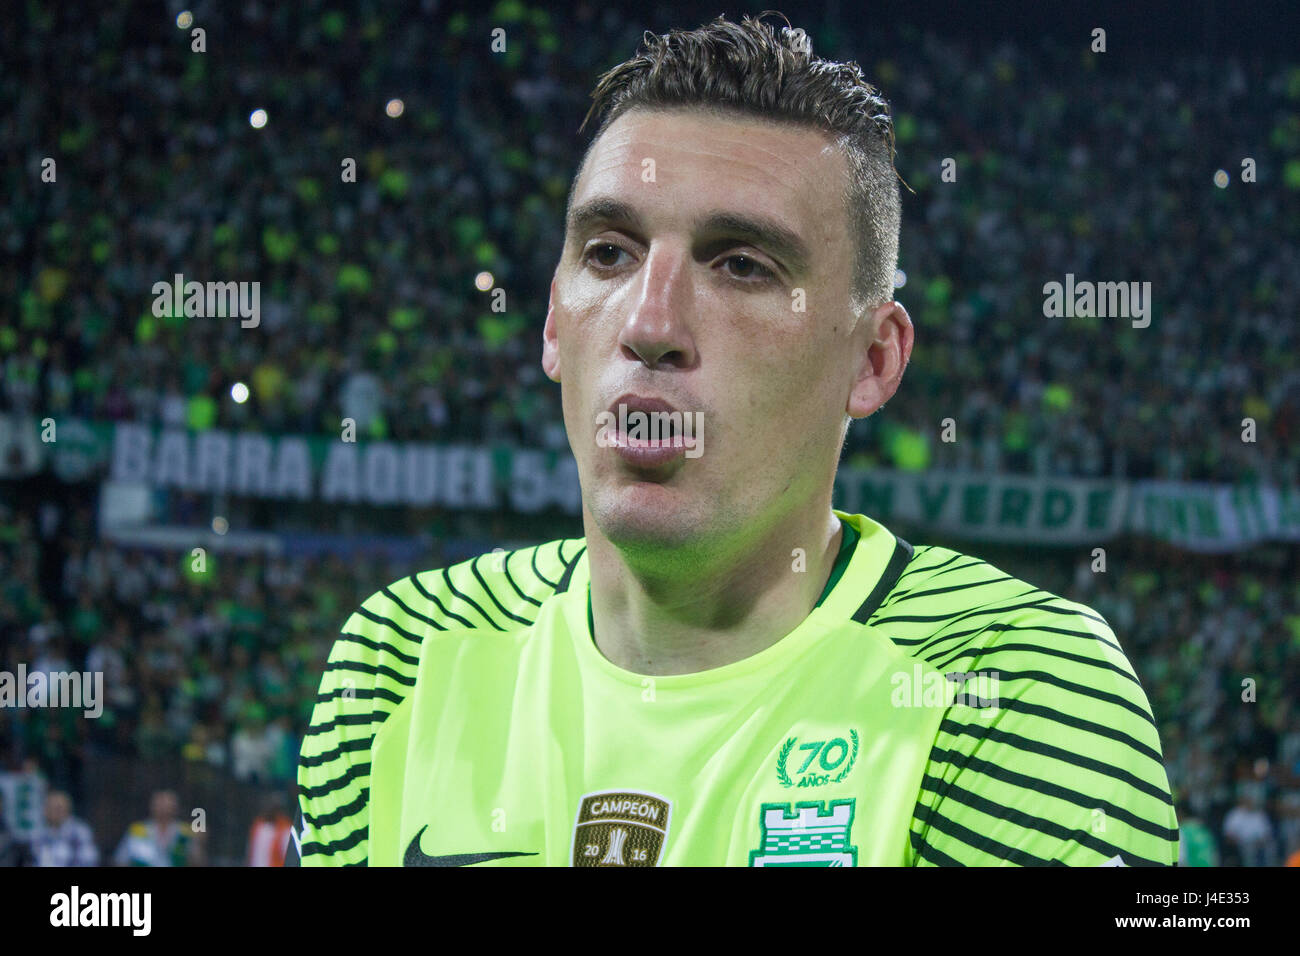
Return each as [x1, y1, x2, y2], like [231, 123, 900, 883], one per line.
[722, 254, 776, 282]
[584, 242, 630, 270]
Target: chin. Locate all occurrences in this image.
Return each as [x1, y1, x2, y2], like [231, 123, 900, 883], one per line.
[591, 483, 703, 553]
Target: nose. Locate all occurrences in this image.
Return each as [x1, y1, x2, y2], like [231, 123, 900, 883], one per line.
[617, 243, 697, 369]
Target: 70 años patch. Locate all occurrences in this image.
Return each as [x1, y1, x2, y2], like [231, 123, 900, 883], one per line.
[571, 790, 673, 867]
[776, 730, 860, 788]
[749, 799, 858, 867]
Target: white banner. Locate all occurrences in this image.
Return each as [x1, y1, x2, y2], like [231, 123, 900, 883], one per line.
[3, 415, 1296, 552]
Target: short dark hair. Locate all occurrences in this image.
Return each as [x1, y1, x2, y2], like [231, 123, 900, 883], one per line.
[571, 11, 901, 315]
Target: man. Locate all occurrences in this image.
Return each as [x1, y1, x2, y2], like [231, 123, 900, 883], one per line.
[291, 13, 1177, 866]
[32, 790, 99, 867]
[1175, 797, 1219, 867]
[247, 792, 294, 867]
[0, 759, 45, 849]
[0, 789, 34, 867]
[1221, 788, 1275, 867]
[112, 789, 202, 867]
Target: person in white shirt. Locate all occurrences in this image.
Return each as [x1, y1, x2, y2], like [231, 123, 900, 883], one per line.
[32, 791, 99, 867]
[112, 789, 202, 866]
[1221, 790, 1275, 867]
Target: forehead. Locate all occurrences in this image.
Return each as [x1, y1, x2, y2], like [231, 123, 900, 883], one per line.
[571, 107, 849, 243]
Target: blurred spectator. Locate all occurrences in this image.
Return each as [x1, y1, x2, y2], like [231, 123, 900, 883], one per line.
[230, 706, 277, 785]
[181, 721, 228, 789]
[0, 759, 47, 845]
[1221, 790, 1276, 867]
[246, 792, 293, 867]
[1175, 800, 1218, 867]
[0, 789, 34, 867]
[32, 790, 98, 867]
[111, 789, 203, 866]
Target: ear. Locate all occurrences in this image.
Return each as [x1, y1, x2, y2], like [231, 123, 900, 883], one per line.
[846, 300, 913, 418]
[542, 273, 561, 383]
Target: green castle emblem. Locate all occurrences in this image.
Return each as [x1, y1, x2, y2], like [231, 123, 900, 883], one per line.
[749, 799, 858, 867]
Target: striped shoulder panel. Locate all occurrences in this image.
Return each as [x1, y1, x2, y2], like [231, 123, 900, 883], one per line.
[293, 537, 586, 866]
[865, 544, 1178, 867]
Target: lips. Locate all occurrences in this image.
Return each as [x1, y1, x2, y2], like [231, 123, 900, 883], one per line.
[602, 393, 693, 468]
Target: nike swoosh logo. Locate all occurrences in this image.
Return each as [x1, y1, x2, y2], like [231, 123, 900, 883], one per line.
[403, 825, 538, 867]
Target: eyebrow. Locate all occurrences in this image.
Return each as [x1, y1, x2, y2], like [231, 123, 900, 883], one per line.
[565, 197, 812, 278]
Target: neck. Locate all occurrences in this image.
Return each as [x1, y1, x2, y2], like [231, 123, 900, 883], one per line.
[585, 501, 844, 676]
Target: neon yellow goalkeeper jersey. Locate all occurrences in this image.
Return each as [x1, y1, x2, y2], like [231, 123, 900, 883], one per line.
[288, 511, 1178, 867]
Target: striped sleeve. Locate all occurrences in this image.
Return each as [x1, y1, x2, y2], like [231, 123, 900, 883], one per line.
[290, 539, 584, 866]
[870, 546, 1178, 866]
[292, 581, 430, 866]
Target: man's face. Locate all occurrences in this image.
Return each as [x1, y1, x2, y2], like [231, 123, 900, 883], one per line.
[151, 791, 177, 823]
[544, 107, 883, 556]
[44, 793, 70, 827]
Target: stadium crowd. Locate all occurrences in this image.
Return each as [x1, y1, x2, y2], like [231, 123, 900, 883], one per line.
[3, 4, 1298, 480]
[2, 3, 1298, 865]
[3, 495, 1298, 865]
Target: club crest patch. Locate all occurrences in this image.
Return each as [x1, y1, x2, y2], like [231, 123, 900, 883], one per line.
[749, 799, 858, 867]
[571, 790, 672, 867]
